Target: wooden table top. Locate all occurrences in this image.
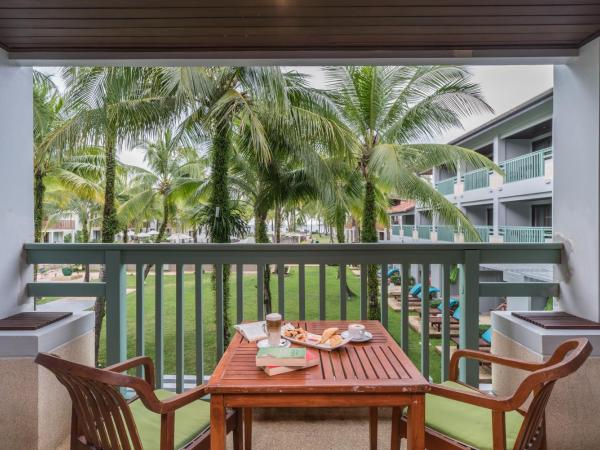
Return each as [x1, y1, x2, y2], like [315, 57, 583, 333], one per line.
[207, 320, 430, 395]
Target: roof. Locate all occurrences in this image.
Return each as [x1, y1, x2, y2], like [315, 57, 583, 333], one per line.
[1, 3, 595, 61]
[449, 88, 553, 146]
[388, 200, 416, 214]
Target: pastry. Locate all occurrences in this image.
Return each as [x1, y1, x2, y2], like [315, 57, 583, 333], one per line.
[326, 335, 343, 347]
[319, 327, 338, 344]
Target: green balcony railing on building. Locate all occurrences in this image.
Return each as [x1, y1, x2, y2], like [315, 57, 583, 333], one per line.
[500, 148, 552, 183]
[391, 225, 401, 236]
[25, 243, 561, 388]
[436, 177, 456, 195]
[402, 225, 414, 237]
[474, 225, 493, 242]
[463, 168, 490, 191]
[500, 226, 552, 243]
[437, 225, 455, 242]
[417, 225, 432, 240]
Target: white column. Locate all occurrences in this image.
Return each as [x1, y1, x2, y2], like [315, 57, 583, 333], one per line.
[0, 51, 33, 319]
[554, 37, 600, 321]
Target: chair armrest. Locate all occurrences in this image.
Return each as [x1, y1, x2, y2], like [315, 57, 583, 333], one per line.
[105, 356, 155, 388]
[429, 384, 513, 412]
[155, 384, 209, 414]
[449, 349, 544, 381]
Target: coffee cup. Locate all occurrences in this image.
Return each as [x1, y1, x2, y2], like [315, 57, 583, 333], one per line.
[348, 323, 366, 340]
[266, 313, 282, 346]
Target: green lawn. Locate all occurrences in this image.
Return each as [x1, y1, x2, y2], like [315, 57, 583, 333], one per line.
[98, 266, 442, 382]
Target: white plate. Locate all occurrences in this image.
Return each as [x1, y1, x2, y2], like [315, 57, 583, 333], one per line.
[256, 338, 291, 349]
[341, 330, 373, 343]
[282, 332, 351, 351]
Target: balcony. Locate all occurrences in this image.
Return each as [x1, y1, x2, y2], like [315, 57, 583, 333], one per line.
[500, 147, 552, 183]
[402, 225, 547, 244]
[25, 242, 562, 390]
[462, 168, 490, 191]
[435, 177, 456, 195]
[499, 226, 552, 243]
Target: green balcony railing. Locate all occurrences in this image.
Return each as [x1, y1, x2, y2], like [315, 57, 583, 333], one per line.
[417, 225, 432, 240]
[402, 225, 414, 237]
[25, 243, 561, 388]
[500, 148, 552, 183]
[436, 177, 456, 195]
[500, 226, 552, 243]
[463, 168, 490, 191]
[391, 225, 401, 236]
[436, 225, 455, 242]
[473, 226, 493, 243]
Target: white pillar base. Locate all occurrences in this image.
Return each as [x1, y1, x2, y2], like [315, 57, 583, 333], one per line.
[0, 312, 94, 450]
[492, 312, 600, 449]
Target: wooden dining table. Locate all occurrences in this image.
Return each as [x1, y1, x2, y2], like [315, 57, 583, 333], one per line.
[207, 320, 429, 450]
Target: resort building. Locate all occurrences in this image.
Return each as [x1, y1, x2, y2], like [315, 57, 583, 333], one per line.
[388, 90, 554, 310]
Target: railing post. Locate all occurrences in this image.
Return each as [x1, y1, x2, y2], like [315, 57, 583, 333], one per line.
[459, 250, 480, 386]
[105, 250, 126, 366]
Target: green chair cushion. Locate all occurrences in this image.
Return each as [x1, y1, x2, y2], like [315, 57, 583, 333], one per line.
[129, 389, 210, 450]
[424, 381, 524, 450]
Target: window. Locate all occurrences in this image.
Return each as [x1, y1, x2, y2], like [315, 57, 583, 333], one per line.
[532, 136, 552, 152]
[532, 204, 552, 227]
[403, 214, 415, 225]
[486, 208, 493, 226]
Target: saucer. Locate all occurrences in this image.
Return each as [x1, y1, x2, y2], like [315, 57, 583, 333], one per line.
[256, 338, 291, 348]
[341, 330, 373, 342]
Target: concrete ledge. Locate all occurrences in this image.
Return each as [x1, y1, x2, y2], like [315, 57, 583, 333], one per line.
[491, 310, 600, 356]
[0, 310, 94, 357]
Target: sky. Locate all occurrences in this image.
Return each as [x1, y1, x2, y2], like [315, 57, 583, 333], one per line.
[39, 65, 553, 168]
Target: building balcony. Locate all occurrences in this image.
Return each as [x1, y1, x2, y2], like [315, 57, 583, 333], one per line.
[396, 225, 550, 244]
[435, 147, 553, 198]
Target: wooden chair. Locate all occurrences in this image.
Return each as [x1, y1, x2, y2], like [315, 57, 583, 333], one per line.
[35, 353, 243, 450]
[393, 337, 592, 450]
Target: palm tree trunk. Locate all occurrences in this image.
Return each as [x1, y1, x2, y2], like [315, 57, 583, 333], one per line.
[123, 227, 128, 243]
[95, 137, 118, 366]
[208, 124, 232, 345]
[33, 170, 45, 308]
[274, 206, 282, 243]
[361, 180, 381, 320]
[255, 209, 272, 315]
[143, 199, 169, 279]
[82, 211, 90, 283]
[335, 210, 356, 298]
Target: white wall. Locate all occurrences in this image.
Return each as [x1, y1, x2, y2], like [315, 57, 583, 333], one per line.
[0, 51, 33, 319]
[554, 38, 600, 321]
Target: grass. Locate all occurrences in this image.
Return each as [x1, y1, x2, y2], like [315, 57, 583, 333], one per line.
[98, 266, 443, 382]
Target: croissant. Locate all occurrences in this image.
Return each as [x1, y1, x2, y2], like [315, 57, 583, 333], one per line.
[319, 327, 338, 344]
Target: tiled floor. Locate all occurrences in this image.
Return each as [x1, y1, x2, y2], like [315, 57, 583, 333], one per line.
[226, 408, 407, 450]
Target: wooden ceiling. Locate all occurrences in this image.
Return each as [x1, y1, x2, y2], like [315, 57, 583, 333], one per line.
[1, 0, 600, 60]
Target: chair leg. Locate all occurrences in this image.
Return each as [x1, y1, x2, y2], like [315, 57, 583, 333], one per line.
[369, 407, 378, 450]
[243, 408, 253, 450]
[233, 408, 243, 450]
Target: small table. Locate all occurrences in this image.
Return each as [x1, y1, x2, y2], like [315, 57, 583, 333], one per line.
[207, 320, 429, 450]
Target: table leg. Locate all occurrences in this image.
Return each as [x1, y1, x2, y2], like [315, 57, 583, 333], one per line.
[406, 395, 425, 450]
[390, 407, 401, 450]
[244, 407, 253, 450]
[369, 407, 378, 450]
[210, 394, 226, 450]
[233, 408, 243, 450]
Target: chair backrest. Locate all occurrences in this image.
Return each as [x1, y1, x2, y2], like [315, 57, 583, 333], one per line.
[513, 338, 592, 450]
[35, 353, 146, 450]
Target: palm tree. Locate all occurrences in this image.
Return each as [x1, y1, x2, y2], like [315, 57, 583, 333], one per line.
[120, 130, 207, 277]
[326, 66, 499, 320]
[41, 67, 179, 363]
[154, 67, 351, 343]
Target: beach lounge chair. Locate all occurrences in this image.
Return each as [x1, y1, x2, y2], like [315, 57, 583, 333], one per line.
[430, 305, 461, 332]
